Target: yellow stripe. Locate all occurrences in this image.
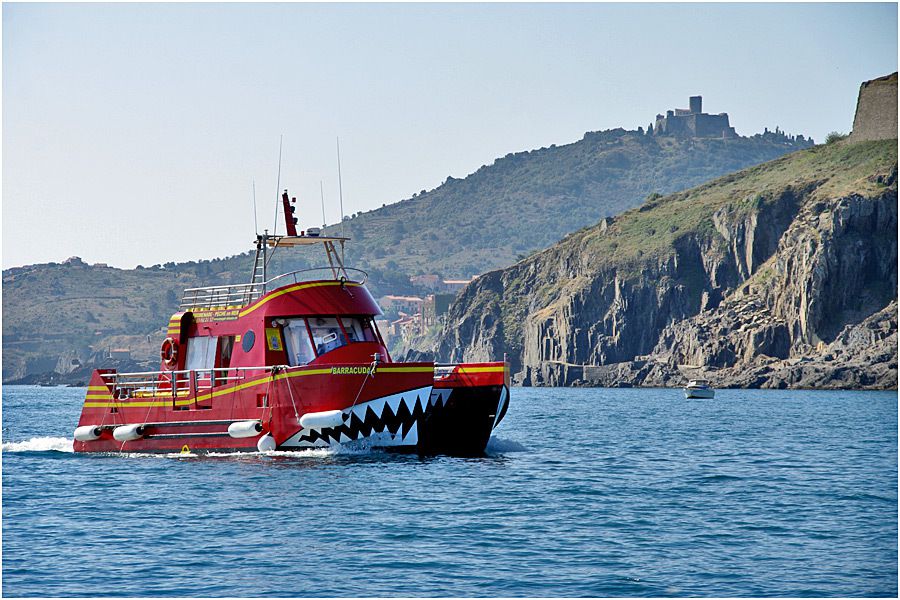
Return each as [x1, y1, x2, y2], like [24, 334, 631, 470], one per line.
[84, 401, 168, 408]
[239, 281, 361, 317]
[85, 394, 113, 400]
[279, 368, 333, 380]
[80, 363, 421, 408]
[192, 305, 242, 311]
[87, 385, 109, 392]
[455, 366, 506, 374]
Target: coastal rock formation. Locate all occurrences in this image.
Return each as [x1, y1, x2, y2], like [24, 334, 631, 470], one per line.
[434, 75, 898, 389]
[5, 124, 815, 385]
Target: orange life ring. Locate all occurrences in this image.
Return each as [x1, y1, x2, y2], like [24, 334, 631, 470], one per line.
[160, 337, 179, 369]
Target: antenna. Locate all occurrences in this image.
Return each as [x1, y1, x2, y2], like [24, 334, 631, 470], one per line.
[336, 136, 345, 239]
[273, 134, 283, 235]
[320, 180, 327, 230]
[251, 179, 259, 235]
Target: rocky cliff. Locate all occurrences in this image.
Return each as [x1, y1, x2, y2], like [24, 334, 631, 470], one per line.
[434, 137, 898, 389]
[5, 128, 814, 383]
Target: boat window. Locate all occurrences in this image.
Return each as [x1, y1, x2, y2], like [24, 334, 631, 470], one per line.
[283, 319, 316, 366]
[340, 317, 378, 343]
[308, 317, 347, 356]
[242, 329, 255, 353]
[185, 336, 217, 371]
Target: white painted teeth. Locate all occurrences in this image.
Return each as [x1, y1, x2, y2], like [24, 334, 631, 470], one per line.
[282, 385, 433, 448]
[385, 395, 402, 414]
[350, 403, 367, 419]
[428, 389, 451, 407]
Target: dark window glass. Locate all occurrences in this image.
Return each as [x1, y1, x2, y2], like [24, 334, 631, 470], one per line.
[340, 317, 378, 343]
[242, 330, 256, 353]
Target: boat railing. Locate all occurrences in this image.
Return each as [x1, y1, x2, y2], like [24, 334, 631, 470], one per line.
[179, 267, 369, 310]
[99, 366, 275, 399]
[263, 267, 368, 288]
[180, 283, 263, 310]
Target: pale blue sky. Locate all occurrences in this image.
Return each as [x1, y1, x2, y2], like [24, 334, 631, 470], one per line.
[3, 2, 897, 269]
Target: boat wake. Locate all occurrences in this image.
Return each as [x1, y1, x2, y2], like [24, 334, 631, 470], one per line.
[486, 436, 528, 453]
[2, 436, 525, 458]
[2, 436, 73, 453]
[123, 444, 372, 460]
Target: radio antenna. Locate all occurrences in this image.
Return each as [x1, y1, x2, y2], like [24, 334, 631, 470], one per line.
[273, 134, 283, 235]
[336, 136, 345, 239]
[320, 180, 327, 230]
[251, 178, 259, 235]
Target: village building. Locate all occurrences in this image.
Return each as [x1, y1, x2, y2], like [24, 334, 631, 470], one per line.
[378, 295, 424, 315]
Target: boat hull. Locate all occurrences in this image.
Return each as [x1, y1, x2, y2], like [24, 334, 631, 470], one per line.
[279, 383, 508, 456]
[684, 388, 715, 399]
[73, 362, 509, 456]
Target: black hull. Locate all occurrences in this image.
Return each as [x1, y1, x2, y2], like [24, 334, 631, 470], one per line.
[416, 384, 509, 456]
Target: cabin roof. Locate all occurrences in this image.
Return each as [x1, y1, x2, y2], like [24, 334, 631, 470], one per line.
[264, 235, 349, 247]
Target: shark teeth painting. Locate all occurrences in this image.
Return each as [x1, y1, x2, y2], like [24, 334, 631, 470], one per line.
[281, 385, 442, 448]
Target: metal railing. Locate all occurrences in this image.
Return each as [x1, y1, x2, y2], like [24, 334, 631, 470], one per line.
[96, 361, 461, 400]
[179, 267, 369, 310]
[99, 366, 275, 400]
[264, 267, 368, 288]
[180, 283, 263, 310]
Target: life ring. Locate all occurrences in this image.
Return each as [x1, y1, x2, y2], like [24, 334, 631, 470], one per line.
[160, 337, 179, 369]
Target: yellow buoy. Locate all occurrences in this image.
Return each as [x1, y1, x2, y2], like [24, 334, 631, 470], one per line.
[180, 444, 191, 454]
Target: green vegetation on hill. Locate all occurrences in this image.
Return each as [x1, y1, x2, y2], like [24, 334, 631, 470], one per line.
[332, 129, 812, 277]
[532, 139, 896, 309]
[3, 127, 812, 381]
[435, 138, 897, 386]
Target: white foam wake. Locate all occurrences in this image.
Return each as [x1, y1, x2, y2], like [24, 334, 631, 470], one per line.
[486, 436, 528, 453]
[125, 446, 357, 460]
[2, 436, 73, 453]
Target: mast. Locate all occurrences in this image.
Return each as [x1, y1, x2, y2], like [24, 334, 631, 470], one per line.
[336, 137, 345, 239]
[281, 191, 298, 236]
[273, 135, 283, 235]
[320, 180, 327, 229]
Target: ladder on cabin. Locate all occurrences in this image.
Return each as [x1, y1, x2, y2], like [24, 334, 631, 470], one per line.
[246, 242, 267, 305]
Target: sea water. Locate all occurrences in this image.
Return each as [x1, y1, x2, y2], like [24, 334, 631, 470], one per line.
[2, 385, 897, 597]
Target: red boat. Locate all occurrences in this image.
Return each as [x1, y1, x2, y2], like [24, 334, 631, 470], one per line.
[73, 192, 510, 455]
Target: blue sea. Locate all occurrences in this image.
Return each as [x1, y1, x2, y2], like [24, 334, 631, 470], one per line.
[2, 385, 897, 597]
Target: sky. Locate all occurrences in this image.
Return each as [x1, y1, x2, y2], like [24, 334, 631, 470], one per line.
[3, 2, 897, 269]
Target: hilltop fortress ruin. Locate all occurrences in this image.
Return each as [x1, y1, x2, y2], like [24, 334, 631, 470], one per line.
[647, 95, 812, 146]
[651, 95, 737, 138]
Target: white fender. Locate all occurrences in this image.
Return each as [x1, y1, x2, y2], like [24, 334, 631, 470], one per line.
[73, 425, 103, 442]
[112, 424, 145, 442]
[256, 434, 276, 452]
[299, 409, 344, 430]
[227, 420, 262, 439]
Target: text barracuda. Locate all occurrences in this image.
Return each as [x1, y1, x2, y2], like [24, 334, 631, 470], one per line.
[331, 366, 373, 375]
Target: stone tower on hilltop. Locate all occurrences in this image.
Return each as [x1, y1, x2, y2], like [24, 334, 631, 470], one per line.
[849, 72, 898, 142]
[652, 95, 738, 138]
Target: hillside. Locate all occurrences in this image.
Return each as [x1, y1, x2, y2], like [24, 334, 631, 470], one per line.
[1, 247, 416, 381]
[3, 125, 811, 382]
[431, 135, 898, 389]
[334, 130, 812, 276]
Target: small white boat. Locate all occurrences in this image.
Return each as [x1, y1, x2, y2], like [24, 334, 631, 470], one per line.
[683, 378, 715, 399]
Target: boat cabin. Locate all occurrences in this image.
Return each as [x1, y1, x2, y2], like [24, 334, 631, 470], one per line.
[157, 233, 391, 391]
[685, 379, 712, 388]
